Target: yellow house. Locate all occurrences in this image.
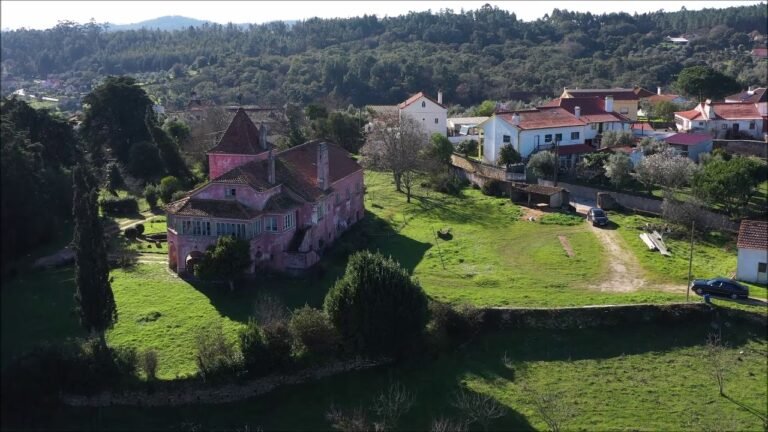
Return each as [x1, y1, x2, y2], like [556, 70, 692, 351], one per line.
[561, 88, 645, 121]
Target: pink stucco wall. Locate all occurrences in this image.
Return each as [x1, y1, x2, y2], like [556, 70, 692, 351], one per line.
[208, 153, 269, 179]
[193, 182, 282, 211]
[168, 169, 365, 273]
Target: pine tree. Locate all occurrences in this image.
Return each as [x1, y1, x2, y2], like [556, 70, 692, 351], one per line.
[72, 164, 117, 347]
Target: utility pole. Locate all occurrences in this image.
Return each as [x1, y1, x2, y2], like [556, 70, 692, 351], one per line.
[686, 220, 695, 302]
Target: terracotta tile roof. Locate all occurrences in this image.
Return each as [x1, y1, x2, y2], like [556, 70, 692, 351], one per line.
[663, 133, 711, 146]
[725, 88, 767, 104]
[633, 87, 656, 98]
[737, 220, 768, 250]
[264, 192, 302, 212]
[564, 88, 639, 101]
[165, 197, 261, 219]
[398, 92, 446, 109]
[710, 102, 762, 120]
[207, 108, 270, 155]
[632, 122, 654, 131]
[543, 97, 630, 123]
[497, 107, 585, 130]
[675, 108, 705, 120]
[554, 143, 596, 156]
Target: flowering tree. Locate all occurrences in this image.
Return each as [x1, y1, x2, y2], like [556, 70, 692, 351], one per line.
[603, 153, 633, 188]
[633, 149, 697, 194]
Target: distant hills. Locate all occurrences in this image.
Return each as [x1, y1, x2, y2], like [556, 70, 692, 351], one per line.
[105, 15, 297, 32]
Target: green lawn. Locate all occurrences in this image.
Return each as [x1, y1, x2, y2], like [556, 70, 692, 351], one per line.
[20, 320, 768, 431]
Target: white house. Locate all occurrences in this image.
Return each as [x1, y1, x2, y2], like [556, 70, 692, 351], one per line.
[736, 220, 768, 284]
[398, 91, 447, 137]
[541, 96, 632, 144]
[675, 98, 766, 139]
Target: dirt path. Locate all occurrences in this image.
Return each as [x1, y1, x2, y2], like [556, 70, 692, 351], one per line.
[588, 223, 680, 293]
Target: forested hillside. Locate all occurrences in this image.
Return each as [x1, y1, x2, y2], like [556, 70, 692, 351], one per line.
[1, 4, 766, 110]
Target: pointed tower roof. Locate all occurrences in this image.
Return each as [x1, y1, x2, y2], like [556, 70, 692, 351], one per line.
[207, 108, 269, 155]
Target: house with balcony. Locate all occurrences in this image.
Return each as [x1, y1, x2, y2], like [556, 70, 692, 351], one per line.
[165, 109, 365, 274]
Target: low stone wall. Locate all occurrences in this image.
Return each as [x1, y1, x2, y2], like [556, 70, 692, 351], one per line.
[713, 139, 768, 159]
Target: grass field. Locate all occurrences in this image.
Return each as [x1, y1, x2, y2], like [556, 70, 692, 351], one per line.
[23, 320, 768, 431]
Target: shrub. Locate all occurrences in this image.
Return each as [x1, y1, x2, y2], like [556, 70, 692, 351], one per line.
[135, 223, 145, 236]
[141, 349, 158, 380]
[428, 301, 484, 345]
[324, 251, 428, 357]
[289, 306, 340, 362]
[144, 184, 159, 208]
[238, 318, 293, 376]
[159, 175, 182, 203]
[124, 227, 138, 239]
[481, 180, 504, 197]
[430, 173, 465, 196]
[195, 324, 242, 382]
[171, 190, 187, 202]
[99, 196, 139, 215]
[456, 140, 479, 157]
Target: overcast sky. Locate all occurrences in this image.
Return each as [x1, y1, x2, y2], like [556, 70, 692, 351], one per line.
[1, 1, 763, 30]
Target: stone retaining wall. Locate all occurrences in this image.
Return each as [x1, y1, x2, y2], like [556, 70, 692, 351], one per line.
[713, 139, 768, 159]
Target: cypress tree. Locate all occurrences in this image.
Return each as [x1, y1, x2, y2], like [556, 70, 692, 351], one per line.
[72, 164, 117, 347]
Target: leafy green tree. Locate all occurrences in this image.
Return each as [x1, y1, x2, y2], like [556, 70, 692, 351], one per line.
[428, 133, 454, 171]
[147, 116, 190, 180]
[106, 163, 124, 195]
[128, 141, 165, 180]
[288, 306, 339, 362]
[311, 111, 367, 153]
[527, 151, 557, 179]
[497, 144, 521, 168]
[600, 131, 634, 148]
[674, 66, 742, 101]
[195, 235, 252, 291]
[72, 164, 117, 348]
[158, 175, 182, 203]
[143, 184, 159, 208]
[473, 100, 497, 116]
[692, 156, 766, 216]
[603, 152, 633, 188]
[649, 100, 679, 122]
[456, 140, 479, 158]
[324, 251, 428, 357]
[238, 318, 293, 376]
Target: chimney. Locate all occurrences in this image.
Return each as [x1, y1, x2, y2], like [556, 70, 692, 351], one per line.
[259, 123, 268, 149]
[317, 142, 329, 190]
[574, 106, 581, 119]
[747, 86, 754, 95]
[268, 149, 275, 185]
[437, 90, 443, 105]
[704, 99, 714, 119]
[511, 113, 521, 126]
[657, 86, 662, 95]
[604, 95, 614, 113]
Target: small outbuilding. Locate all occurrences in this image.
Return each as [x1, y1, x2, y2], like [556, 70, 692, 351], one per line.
[736, 220, 768, 284]
[663, 133, 713, 162]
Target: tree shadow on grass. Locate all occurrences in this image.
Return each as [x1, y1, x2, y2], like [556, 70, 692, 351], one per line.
[186, 212, 432, 323]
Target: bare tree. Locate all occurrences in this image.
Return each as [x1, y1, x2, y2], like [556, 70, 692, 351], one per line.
[371, 382, 415, 430]
[326, 405, 372, 432]
[522, 383, 576, 432]
[430, 417, 468, 432]
[186, 106, 233, 164]
[253, 293, 288, 326]
[706, 333, 727, 396]
[450, 389, 507, 431]
[361, 110, 429, 203]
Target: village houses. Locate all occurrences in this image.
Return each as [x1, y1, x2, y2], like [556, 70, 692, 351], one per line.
[674, 87, 767, 139]
[165, 109, 365, 274]
[367, 91, 448, 137]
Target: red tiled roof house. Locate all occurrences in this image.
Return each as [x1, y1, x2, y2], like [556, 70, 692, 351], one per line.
[165, 109, 365, 274]
[736, 220, 768, 284]
[674, 91, 767, 139]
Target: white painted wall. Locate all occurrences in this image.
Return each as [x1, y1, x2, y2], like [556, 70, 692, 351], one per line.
[676, 117, 764, 138]
[400, 97, 447, 137]
[736, 248, 768, 284]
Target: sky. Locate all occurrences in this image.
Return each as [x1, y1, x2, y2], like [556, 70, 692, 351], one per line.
[0, 0, 763, 30]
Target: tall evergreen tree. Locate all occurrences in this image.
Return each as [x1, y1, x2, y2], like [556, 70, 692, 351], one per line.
[72, 164, 117, 346]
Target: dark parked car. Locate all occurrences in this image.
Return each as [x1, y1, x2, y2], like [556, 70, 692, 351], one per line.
[586, 207, 609, 226]
[690, 277, 749, 299]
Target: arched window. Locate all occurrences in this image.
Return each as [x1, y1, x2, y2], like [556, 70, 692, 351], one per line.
[421, 101, 426, 108]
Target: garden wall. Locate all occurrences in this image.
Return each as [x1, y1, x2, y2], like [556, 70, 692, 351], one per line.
[538, 179, 739, 232]
[713, 139, 768, 159]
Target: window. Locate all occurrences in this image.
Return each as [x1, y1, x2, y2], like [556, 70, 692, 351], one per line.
[759, 262, 767, 273]
[225, 188, 236, 198]
[555, 133, 562, 142]
[698, 121, 704, 126]
[544, 134, 553, 143]
[421, 101, 426, 108]
[620, 107, 629, 114]
[252, 219, 262, 236]
[434, 118, 439, 124]
[721, 124, 727, 129]
[265, 216, 278, 232]
[591, 123, 597, 130]
[502, 135, 511, 143]
[284, 213, 295, 230]
[316, 202, 325, 219]
[749, 121, 756, 130]
[571, 132, 580, 140]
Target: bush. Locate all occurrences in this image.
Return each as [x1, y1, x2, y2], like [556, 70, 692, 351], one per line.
[135, 223, 145, 236]
[99, 196, 139, 215]
[324, 251, 428, 357]
[481, 180, 504, 197]
[144, 184, 159, 208]
[428, 301, 484, 345]
[430, 173, 466, 196]
[124, 227, 138, 239]
[289, 306, 340, 362]
[239, 318, 293, 376]
[456, 140, 479, 157]
[141, 349, 158, 380]
[195, 324, 242, 382]
[159, 176, 182, 203]
[171, 190, 187, 202]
